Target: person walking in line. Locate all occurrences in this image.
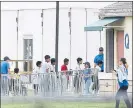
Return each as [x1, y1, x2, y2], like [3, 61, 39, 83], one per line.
[32, 61, 42, 95]
[50, 58, 56, 73]
[83, 62, 92, 95]
[61, 58, 69, 72]
[112, 58, 131, 108]
[74, 57, 83, 93]
[1, 56, 11, 96]
[40, 55, 51, 96]
[41, 55, 51, 73]
[1, 56, 11, 75]
[92, 60, 103, 95]
[61, 58, 69, 91]
[50, 58, 56, 94]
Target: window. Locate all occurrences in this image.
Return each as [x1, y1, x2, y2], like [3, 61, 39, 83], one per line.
[23, 39, 33, 71]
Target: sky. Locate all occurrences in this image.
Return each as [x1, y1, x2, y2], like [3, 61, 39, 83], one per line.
[1, 2, 115, 10]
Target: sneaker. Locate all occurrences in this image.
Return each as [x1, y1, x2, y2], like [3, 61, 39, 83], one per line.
[97, 91, 99, 96]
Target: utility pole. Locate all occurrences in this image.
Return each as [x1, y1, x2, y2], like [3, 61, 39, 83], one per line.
[41, 9, 44, 61]
[55, 1, 59, 72]
[16, 10, 19, 68]
[85, 8, 88, 61]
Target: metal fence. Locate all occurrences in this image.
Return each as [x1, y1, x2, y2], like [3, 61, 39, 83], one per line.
[1, 68, 107, 97]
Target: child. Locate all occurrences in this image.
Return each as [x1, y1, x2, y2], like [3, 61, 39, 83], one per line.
[113, 58, 131, 108]
[92, 60, 103, 95]
[50, 58, 56, 72]
[32, 61, 42, 95]
[83, 62, 92, 95]
[61, 58, 69, 90]
[9, 68, 20, 96]
[74, 57, 83, 93]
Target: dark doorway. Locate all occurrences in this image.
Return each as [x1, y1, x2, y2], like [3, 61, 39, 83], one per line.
[106, 29, 114, 73]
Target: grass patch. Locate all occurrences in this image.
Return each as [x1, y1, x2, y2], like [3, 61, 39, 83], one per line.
[1, 101, 126, 108]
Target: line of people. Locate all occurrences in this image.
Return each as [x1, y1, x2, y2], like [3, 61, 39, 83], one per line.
[0, 47, 104, 96]
[1, 47, 132, 108]
[32, 47, 104, 95]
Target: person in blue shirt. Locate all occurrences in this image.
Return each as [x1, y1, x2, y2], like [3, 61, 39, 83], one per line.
[1, 56, 10, 96]
[83, 62, 92, 94]
[113, 58, 131, 108]
[1, 56, 10, 74]
[94, 47, 104, 72]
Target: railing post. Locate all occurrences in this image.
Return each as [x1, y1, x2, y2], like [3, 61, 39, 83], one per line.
[55, 1, 59, 73]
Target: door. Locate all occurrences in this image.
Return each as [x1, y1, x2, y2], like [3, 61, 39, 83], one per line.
[106, 29, 114, 73]
[117, 31, 124, 63]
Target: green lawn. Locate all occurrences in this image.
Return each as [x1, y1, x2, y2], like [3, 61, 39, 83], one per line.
[1, 101, 126, 108]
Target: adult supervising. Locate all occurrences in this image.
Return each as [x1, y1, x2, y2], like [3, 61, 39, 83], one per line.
[94, 47, 104, 72]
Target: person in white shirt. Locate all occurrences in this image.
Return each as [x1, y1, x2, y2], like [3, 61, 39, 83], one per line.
[41, 55, 52, 95]
[50, 58, 57, 93]
[92, 60, 103, 95]
[32, 61, 42, 95]
[50, 58, 56, 73]
[73, 57, 83, 93]
[41, 55, 51, 73]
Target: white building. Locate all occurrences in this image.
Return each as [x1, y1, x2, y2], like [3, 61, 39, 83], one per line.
[1, 6, 101, 71]
[1, 1, 132, 95]
[85, 2, 132, 93]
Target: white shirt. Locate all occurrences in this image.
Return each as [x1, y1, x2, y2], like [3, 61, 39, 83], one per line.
[32, 67, 41, 84]
[40, 62, 51, 73]
[117, 66, 127, 83]
[50, 65, 55, 72]
[117, 65, 128, 81]
[96, 65, 101, 72]
[74, 64, 83, 75]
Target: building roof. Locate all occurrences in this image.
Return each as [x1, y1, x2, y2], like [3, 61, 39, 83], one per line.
[99, 2, 132, 19]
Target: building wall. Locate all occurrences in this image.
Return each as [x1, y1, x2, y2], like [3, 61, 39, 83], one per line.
[1, 9, 101, 71]
[105, 17, 132, 80]
[2, 10, 131, 81]
[124, 17, 132, 80]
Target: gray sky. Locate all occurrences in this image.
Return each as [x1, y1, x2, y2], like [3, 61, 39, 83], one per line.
[1, 2, 115, 10]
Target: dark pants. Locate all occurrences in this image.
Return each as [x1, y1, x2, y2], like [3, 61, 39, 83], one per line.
[33, 84, 39, 95]
[73, 75, 79, 93]
[92, 76, 99, 92]
[115, 86, 131, 108]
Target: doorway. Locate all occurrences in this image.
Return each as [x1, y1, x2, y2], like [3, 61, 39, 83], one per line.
[106, 29, 114, 73]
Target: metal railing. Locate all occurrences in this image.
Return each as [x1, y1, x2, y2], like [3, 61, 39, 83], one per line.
[1, 68, 124, 98]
